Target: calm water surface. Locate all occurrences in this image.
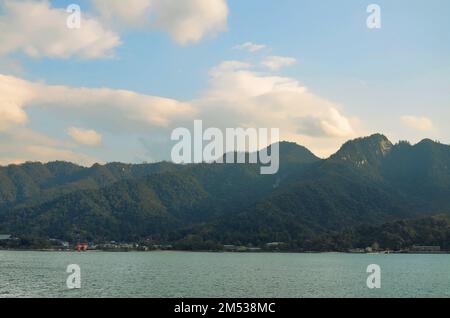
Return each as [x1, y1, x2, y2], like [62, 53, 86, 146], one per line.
[0, 251, 449, 298]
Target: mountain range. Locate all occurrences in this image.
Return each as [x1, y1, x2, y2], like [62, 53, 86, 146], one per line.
[1, 134, 450, 250]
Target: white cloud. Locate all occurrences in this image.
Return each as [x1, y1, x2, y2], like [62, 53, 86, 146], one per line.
[401, 116, 434, 132]
[67, 127, 103, 147]
[0, 71, 195, 164]
[151, 0, 229, 45]
[194, 61, 357, 157]
[92, 0, 229, 45]
[0, 0, 230, 61]
[261, 56, 297, 70]
[0, 0, 121, 59]
[0, 75, 33, 130]
[0, 58, 359, 163]
[92, 0, 153, 27]
[0, 127, 99, 166]
[234, 42, 267, 53]
[0, 74, 194, 133]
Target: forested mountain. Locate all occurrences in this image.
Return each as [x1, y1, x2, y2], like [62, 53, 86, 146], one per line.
[306, 215, 450, 251]
[0, 161, 180, 208]
[1, 135, 450, 249]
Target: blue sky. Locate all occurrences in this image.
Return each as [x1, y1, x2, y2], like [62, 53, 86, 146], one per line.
[0, 0, 449, 165]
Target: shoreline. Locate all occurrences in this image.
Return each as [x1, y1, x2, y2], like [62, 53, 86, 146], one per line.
[1, 248, 449, 255]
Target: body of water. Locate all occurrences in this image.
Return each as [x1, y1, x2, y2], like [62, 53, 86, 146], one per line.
[0, 251, 449, 298]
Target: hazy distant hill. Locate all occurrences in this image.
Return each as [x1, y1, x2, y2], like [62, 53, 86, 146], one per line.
[1, 135, 450, 248]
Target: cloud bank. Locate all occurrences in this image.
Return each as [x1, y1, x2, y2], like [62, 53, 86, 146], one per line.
[401, 116, 434, 132]
[67, 127, 103, 147]
[0, 58, 358, 163]
[0, 0, 120, 59]
[92, 0, 229, 45]
[0, 0, 229, 62]
[194, 61, 356, 156]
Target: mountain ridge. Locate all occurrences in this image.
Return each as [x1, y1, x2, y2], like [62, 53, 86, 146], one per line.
[1, 135, 449, 249]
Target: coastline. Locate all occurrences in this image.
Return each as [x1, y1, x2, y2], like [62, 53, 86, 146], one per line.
[1, 248, 449, 255]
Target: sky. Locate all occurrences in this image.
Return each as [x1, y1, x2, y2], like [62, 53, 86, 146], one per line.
[0, 0, 449, 165]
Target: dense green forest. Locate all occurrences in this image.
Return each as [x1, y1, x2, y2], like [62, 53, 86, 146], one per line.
[1, 135, 450, 251]
[303, 215, 450, 251]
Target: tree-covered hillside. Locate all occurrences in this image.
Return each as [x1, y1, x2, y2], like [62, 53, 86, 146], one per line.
[0, 161, 180, 208]
[1, 136, 450, 249]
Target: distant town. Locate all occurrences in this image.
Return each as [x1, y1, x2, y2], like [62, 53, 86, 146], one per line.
[0, 234, 446, 254]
